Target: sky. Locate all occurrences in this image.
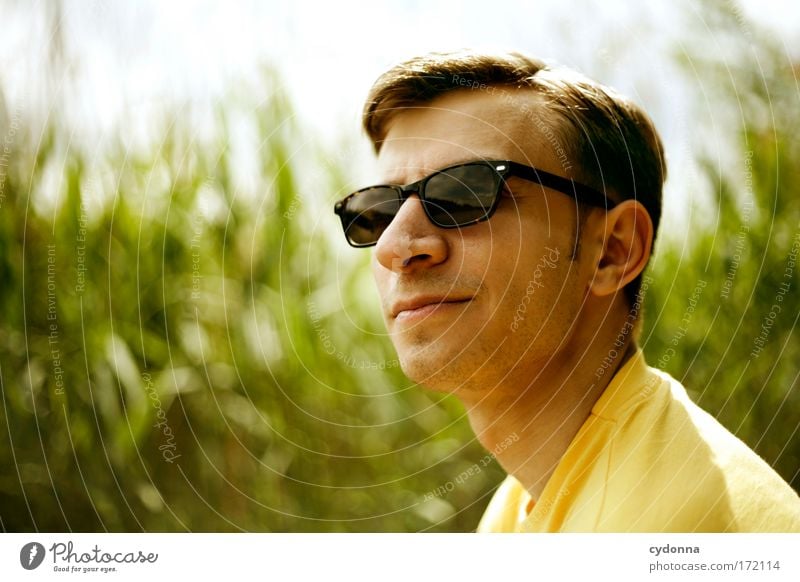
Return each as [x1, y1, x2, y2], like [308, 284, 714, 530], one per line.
[1, 0, 798, 238]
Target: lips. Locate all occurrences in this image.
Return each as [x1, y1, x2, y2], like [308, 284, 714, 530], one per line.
[391, 296, 474, 319]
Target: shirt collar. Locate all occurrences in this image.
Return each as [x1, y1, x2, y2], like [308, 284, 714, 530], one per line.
[591, 349, 657, 422]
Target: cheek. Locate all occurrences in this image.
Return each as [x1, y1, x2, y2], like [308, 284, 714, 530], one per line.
[490, 237, 576, 330]
[370, 261, 393, 322]
[370, 254, 389, 290]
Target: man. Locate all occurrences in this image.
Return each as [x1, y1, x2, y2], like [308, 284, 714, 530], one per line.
[333, 50, 800, 532]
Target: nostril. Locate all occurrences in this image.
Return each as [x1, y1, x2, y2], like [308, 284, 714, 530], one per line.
[392, 253, 432, 271]
[391, 242, 414, 271]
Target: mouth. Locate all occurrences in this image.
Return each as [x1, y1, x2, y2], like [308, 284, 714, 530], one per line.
[392, 296, 474, 322]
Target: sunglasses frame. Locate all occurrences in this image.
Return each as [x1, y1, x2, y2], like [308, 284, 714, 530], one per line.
[333, 160, 615, 247]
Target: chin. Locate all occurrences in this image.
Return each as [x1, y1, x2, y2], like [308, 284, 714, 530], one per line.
[397, 349, 484, 395]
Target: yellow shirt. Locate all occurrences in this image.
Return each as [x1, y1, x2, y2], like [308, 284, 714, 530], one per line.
[477, 350, 800, 532]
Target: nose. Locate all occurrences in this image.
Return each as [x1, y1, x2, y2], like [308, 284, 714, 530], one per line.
[374, 194, 449, 273]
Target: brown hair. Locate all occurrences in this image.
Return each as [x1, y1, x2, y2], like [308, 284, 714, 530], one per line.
[362, 49, 667, 307]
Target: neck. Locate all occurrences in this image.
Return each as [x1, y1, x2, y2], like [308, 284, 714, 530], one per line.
[459, 296, 637, 500]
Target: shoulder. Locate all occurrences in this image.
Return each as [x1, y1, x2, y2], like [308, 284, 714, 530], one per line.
[599, 364, 800, 532]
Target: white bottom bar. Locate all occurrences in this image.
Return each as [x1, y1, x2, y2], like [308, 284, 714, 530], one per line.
[1, 533, 798, 581]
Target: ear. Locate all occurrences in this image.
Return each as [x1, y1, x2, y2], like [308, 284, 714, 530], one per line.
[588, 200, 653, 297]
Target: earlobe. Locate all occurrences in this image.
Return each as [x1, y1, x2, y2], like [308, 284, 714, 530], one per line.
[589, 201, 653, 297]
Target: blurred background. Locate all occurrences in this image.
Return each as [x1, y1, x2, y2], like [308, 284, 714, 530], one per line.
[0, 0, 798, 532]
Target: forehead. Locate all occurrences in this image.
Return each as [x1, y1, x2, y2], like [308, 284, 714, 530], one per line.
[376, 88, 561, 183]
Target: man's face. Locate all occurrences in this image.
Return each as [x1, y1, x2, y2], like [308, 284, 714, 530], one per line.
[371, 89, 596, 394]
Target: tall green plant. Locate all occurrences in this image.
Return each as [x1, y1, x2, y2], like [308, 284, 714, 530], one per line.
[643, 0, 799, 490]
[0, 77, 502, 532]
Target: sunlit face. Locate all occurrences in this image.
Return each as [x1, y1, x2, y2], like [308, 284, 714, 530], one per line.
[371, 89, 596, 394]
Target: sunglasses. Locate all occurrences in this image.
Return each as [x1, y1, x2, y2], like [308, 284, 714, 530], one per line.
[333, 160, 614, 247]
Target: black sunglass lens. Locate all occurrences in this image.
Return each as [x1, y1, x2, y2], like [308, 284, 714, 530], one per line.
[342, 187, 400, 245]
[424, 165, 498, 227]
